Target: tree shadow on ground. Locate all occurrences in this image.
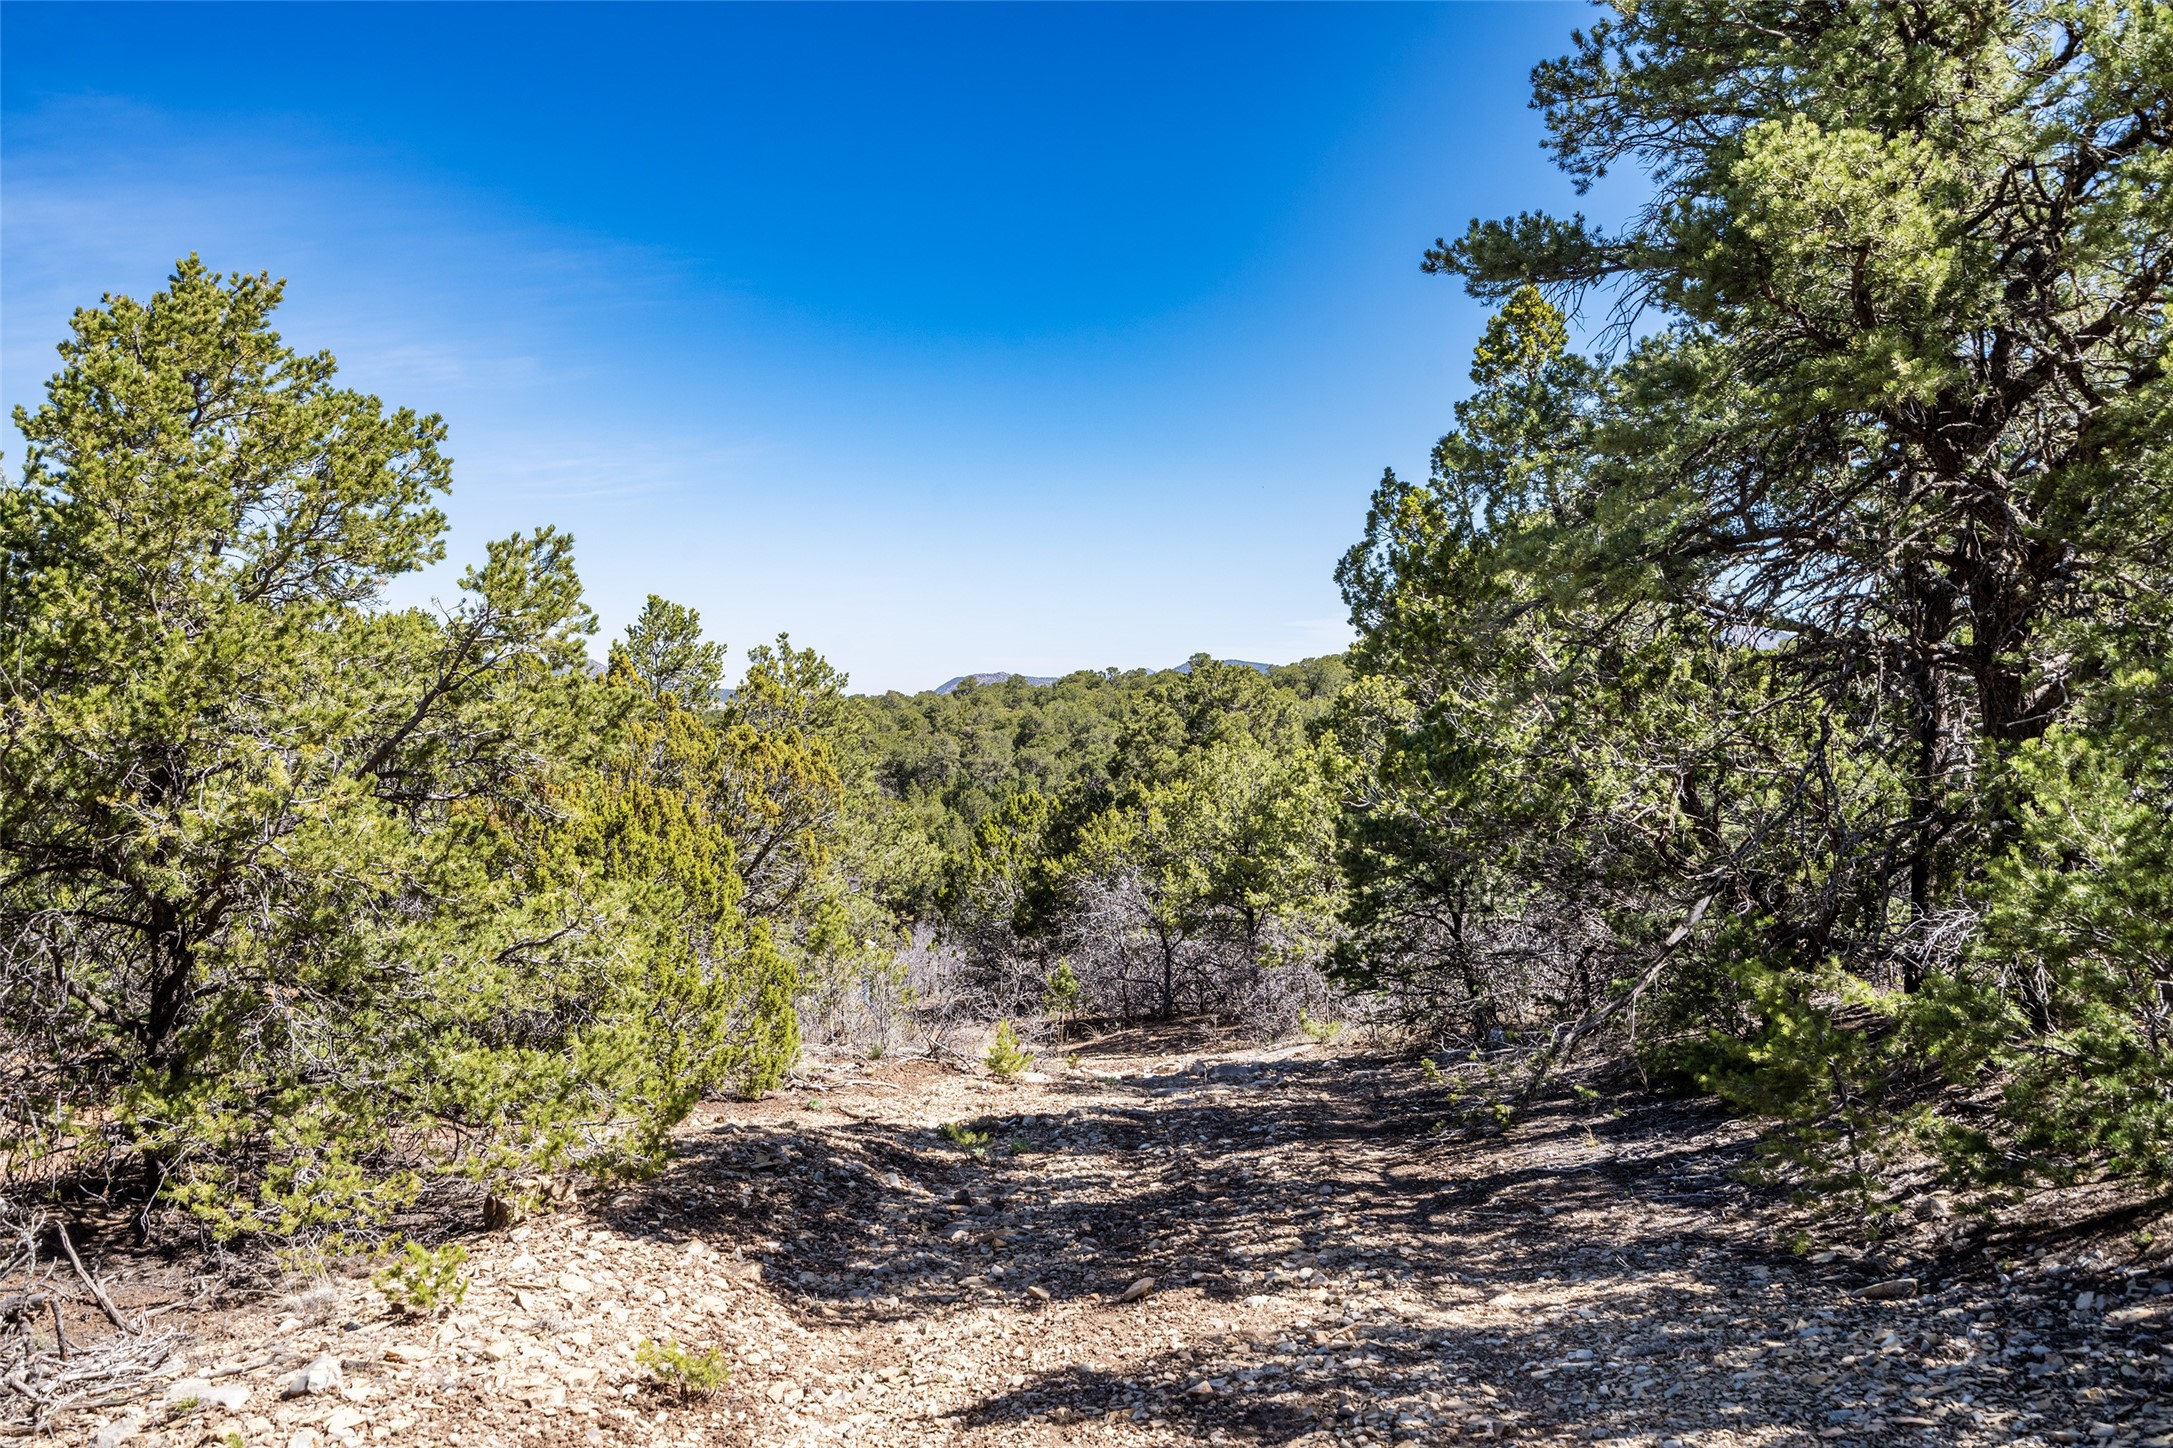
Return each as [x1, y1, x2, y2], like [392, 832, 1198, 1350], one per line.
[597, 1046, 2170, 1445]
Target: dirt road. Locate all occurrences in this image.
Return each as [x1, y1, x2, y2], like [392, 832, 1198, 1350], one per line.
[62, 1029, 2173, 1447]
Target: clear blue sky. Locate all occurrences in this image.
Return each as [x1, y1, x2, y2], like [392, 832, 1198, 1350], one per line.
[3, 2, 1635, 694]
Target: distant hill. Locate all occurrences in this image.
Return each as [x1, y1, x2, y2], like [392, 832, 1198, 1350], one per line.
[1174, 659, 1273, 676]
[933, 672, 1065, 694]
[932, 660, 1273, 694]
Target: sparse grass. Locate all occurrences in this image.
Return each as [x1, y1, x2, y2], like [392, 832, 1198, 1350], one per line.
[636, 1337, 731, 1401]
[283, 1280, 340, 1326]
[1064, 1050, 1082, 1071]
[373, 1241, 469, 1314]
[1298, 1009, 1345, 1044]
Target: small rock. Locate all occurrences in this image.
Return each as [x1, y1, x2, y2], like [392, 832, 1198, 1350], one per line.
[91, 1418, 141, 1448]
[325, 1405, 366, 1438]
[282, 1355, 344, 1397]
[485, 1339, 517, 1361]
[1187, 1380, 1214, 1396]
[288, 1430, 321, 1448]
[1856, 1278, 1918, 1301]
[1026, 1285, 1051, 1301]
[167, 1377, 252, 1411]
[384, 1344, 431, 1363]
[557, 1271, 594, 1296]
[1118, 1277, 1156, 1304]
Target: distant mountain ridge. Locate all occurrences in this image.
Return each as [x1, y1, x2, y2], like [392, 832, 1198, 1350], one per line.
[932, 660, 1273, 695]
[932, 672, 1063, 694]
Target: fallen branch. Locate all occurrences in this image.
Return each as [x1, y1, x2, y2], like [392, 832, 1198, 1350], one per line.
[52, 1225, 125, 1332]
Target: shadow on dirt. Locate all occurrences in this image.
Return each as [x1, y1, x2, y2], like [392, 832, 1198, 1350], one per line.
[572, 1022, 2152, 1445]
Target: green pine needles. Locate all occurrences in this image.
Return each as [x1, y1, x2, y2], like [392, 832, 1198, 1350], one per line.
[0, 260, 867, 1249]
[985, 1020, 1032, 1079]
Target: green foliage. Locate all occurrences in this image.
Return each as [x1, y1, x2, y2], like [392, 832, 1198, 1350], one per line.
[373, 1241, 470, 1314]
[635, 1338, 731, 1400]
[1689, 963, 1913, 1230]
[1041, 958, 1082, 1022]
[938, 1121, 991, 1151]
[984, 1020, 1031, 1079]
[0, 260, 865, 1244]
[1298, 1009, 1345, 1044]
[1341, 0, 2173, 1198]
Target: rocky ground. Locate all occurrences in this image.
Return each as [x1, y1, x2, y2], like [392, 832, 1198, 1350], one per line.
[42, 1027, 2173, 1448]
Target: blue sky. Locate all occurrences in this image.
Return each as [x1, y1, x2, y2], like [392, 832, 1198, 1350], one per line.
[3, 2, 1633, 694]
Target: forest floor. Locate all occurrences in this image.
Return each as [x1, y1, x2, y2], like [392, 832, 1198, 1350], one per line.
[48, 1025, 2173, 1448]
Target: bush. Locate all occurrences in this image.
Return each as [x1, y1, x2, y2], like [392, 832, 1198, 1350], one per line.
[985, 1020, 1031, 1079]
[373, 1241, 470, 1314]
[635, 1338, 731, 1400]
[938, 1121, 992, 1151]
[0, 263, 846, 1246]
[1041, 958, 1083, 1036]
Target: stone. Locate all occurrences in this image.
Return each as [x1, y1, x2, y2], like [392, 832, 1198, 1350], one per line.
[384, 1344, 431, 1363]
[1118, 1277, 1157, 1304]
[558, 1271, 595, 1296]
[485, 1339, 517, 1360]
[167, 1377, 253, 1411]
[281, 1355, 344, 1397]
[1856, 1278, 1919, 1301]
[325, 1405, 366, 1438]
[1026, 1284, 1051, 1301]
[288, 1430, 322, 1448]
[1207, 1063, 1255, 1084]
[91, 1419, 141, 1448]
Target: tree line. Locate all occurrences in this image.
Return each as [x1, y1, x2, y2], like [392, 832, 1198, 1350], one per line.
[3, 0, 2167, 1248]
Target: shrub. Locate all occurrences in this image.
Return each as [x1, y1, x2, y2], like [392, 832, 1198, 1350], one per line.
[939, 1121, 992, 1151]
[985, 1020, 1031, 1079]
[635, 1338, 731, 1400]
[1041, 958, 1083, 1036]
[373, 1241, 470, 1314]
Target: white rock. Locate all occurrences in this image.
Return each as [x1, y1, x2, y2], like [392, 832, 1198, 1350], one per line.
[91, 1419, 141, 1448]
[281, 1355, 344, 1397]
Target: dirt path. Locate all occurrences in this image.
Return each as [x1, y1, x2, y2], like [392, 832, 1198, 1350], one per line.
[61, 1031, 2173, 1448]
